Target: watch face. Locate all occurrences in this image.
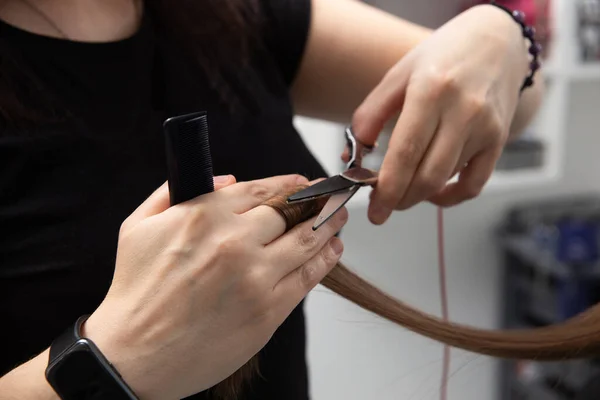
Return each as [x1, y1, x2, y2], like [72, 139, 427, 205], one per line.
[47, 341, 135, 400]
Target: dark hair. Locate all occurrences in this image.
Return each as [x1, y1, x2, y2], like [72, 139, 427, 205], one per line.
[0, 0, 259, 130]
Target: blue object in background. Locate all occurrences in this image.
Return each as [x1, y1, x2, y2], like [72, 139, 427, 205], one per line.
[554, 219, 598, 320]
[555, 219, 599, 264]
[556, 273, 590, 321]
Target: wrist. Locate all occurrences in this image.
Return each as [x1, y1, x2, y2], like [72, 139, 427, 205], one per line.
[484, 2, 542, 92]
[476, 4, 530, 65]
[82, 310, 163, 400]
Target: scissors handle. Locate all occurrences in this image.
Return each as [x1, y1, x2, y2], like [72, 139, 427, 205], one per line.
[340, 167, 378, 186]
[286, 125, 379, 230]
[345, 126, 375, 169]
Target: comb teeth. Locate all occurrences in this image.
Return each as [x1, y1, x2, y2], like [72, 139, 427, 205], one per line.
[164, 111, 215, 206]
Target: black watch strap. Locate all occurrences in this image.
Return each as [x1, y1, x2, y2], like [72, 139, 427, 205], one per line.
[49, 314, 90, 361]
[47, 315, 139, 400]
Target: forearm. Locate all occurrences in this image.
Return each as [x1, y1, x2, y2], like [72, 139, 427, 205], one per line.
[0, 349, 58, 400]
[291, 0, 431, 122]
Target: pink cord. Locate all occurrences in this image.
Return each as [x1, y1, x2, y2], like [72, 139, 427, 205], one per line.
[437, 207, 450, 400]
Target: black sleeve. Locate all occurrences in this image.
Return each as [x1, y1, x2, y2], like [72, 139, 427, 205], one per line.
[258, 0, 312, 86]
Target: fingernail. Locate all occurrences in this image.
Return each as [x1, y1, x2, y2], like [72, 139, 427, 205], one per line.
[214, 175, 231, 184]
[330, 237, 344, 255]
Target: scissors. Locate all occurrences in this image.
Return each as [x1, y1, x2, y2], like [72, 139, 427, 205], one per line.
[287, 126, 379, 231]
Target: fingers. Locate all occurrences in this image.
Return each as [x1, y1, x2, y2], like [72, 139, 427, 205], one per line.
[241, 205, 288, 245]
[265, 206, 348, 283]
[393, 123, 465, 210]
[388, 91, 492, 210]
[428, 148, 499, 207]
[126, 181, 171, 225]
[240, 177, 329, 245]
[207, 174, 310, 214]
[368, 84, 441, 225]
[271, 236, 344, 317]
[213, 174, 237, 191]
[352, 63, 411, 148]
[126, 175, 237, 225]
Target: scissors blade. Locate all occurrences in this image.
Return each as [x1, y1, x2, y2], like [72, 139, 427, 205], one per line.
[287, 175, 356, 203]
[312, 184, 361, 231]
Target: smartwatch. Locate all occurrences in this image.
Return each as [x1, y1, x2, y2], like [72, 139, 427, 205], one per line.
[45, 315, 139, 400]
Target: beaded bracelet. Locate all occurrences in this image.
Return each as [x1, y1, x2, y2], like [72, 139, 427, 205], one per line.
[489, 1, 542, 93]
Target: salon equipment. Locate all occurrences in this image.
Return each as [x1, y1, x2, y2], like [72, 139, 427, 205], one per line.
[578, 0, 600, 61]
[580, 24, 600, 61]
[498, 196, 600, 399]
[578, 0, 600, 24]
[163, 111, 215, 206]
[286, 126, 376, 230]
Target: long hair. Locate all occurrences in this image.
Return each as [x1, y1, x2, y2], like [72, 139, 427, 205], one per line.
[211, 187, 600, 399]
[0, 0, 259, 129]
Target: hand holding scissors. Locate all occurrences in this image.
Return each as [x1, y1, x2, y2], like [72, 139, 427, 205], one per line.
[287, 126, 378, 230]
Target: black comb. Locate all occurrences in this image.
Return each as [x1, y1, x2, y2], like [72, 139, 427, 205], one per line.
[163, 111, 215, 206]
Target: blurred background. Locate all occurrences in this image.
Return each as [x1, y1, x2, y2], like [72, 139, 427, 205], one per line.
[293, 0, 600, 399]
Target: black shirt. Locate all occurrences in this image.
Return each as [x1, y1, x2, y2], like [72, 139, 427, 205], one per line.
[0, 1, 324, 399]
[575, 372, 600, 400]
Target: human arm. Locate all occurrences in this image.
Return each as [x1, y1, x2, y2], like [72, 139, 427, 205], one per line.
[0, 349, 58, 400]
[290, 0, 429, 123]
[0, 175, 346, 400]
[291, 0, 543, 138]
[291, 0, 545, 221]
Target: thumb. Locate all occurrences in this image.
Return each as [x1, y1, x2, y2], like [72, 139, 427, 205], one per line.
[213, 174, 238, 191]
[349, 64, 411, 156]
[127, 175, 237, 224]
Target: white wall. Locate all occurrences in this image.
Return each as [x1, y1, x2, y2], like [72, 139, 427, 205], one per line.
[296, 79, 600, 399]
